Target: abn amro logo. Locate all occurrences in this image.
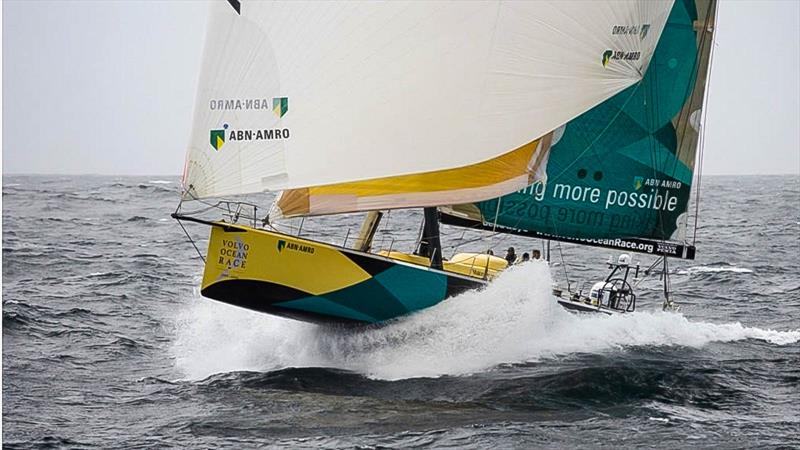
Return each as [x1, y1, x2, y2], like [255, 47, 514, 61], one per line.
[210, 123, 229, 151]
[273, 97, 288, 118]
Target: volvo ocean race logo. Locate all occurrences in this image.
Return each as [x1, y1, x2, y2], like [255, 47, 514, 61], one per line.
[210, 124, 228, 151]
[273, 97, 288, 118]
[218, 237, 249, 269]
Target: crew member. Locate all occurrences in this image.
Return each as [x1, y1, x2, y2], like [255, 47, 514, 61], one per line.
[504, 247, 517, 265]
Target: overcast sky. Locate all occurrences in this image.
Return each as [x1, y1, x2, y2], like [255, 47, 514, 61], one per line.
[2, 0, 799, 176]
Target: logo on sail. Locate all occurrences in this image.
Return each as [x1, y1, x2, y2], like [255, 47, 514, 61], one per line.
[633, 176, 644, 190]
[640, 24, 651, 41]
[226, 0, 240, 15]
[209, 98, 270, 111]
[210, 124, 228, 151]
[273, 97, 289, 118]
[601, 49, 641, 67]
[611, 24, 650, 39]
[210, 123, 290, 149]
[602, 50, 613, 68]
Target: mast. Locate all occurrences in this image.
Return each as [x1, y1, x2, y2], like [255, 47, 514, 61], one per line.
[417, 207, 443, 270]
[353, 211, 383, 252]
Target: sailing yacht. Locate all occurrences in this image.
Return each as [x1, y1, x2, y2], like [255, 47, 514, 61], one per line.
[174, 0, 715, 324]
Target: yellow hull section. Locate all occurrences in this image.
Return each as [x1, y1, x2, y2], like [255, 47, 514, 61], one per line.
[203, 224, 372, 295]
[199, 223, 497, 324]
[377, 251, 508, 280]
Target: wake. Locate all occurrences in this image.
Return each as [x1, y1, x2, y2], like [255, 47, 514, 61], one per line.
[172, 263, 799, 381]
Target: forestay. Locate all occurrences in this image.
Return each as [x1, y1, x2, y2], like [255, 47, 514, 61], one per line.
[182, 0, 674, 216]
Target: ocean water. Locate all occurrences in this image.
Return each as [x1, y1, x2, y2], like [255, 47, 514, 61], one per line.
[2, 174, 799, 448]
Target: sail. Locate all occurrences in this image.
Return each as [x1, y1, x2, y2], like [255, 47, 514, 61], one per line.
[182, 1, 675, 211]
[445, 0, 716, 258]
[272, 135, 551, 218]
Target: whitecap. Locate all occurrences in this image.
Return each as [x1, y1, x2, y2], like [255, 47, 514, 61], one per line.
[677, 265, 754, 275]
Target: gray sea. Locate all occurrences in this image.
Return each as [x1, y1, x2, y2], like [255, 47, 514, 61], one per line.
[3, 174, 799, 448]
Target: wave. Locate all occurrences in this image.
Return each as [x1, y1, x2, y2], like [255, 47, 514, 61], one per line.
[677, 265, 754, 275]
[52, 307, 111, 319]
[148, 180, 173, 185]
[3, 310, 34, 328]
[136, 183, 174, 193]
[64, 271, 116, 280]
[3, 437, 92, 449]
[172, 263, 799, 381]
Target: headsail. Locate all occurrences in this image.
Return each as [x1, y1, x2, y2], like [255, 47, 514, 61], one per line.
[182, 1, 675, 215]
[443, 0, 717, 259]
[273, 135, 551, 218]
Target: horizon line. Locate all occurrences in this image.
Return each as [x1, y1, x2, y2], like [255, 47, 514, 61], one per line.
[3, 171, 800, 178]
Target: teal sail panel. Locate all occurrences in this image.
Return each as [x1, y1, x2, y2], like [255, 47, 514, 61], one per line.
[450, 0, 715, 252]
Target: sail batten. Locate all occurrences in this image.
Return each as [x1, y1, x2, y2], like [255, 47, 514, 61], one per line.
[183, 1, 675, 205]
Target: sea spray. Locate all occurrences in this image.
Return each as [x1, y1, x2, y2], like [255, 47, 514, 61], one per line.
[172, 262, 799, 381]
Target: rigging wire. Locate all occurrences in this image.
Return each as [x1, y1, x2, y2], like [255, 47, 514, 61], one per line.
[692, 0, 719, 246]
[633, 255, 663, 288]
[555, 241, 571, 291]
[175, 217, 206, 263]
[662, 256, 674, 310]
[173, 195, 207, 263]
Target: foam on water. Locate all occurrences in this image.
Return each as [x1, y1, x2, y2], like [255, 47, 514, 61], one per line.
[678, 265, 754, 275]
[172, 263, 799, 381]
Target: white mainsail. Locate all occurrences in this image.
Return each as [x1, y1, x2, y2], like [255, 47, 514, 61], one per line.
[183, 1, 674, 211]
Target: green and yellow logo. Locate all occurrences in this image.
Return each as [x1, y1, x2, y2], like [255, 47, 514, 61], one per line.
[210, 124, 228, 151]
[640, 24, 651, 41]
[633, 176, 644, 190]
[276, 238, 314, 255]
[602, 50, 613, 68]
[273, 97, 288, 118]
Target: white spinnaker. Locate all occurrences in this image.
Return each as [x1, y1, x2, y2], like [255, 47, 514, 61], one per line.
[182, 1, 673, 200]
